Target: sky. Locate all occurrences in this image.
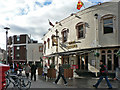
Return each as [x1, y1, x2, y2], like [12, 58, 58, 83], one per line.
[0, 0, 113, 50]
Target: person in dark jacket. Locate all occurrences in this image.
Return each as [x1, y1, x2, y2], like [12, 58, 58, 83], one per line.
[31, 63, 37, 81]
[93, 60, 112, 89]
[53, 64, 67, 85]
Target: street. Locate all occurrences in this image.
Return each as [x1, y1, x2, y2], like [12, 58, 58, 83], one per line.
[6, 71, 120, 89]
[30, 75, 120, 88]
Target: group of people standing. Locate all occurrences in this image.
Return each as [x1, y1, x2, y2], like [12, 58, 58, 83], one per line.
[9, 62, 37, 81]
[10, 62, 23, 75]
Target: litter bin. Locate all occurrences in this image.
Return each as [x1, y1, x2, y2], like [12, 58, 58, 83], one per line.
[0, 63, 10, 90]
[116, 67, 120, 80]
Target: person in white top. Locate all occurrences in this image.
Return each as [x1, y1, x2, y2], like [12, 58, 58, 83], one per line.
[43, 64, 48, 80]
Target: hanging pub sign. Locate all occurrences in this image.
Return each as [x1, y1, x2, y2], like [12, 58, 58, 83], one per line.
[52, 35, 58, 46]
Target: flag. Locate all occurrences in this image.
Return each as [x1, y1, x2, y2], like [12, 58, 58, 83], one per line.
[48, 19, 54, 27]
[77, 0, 84, 10]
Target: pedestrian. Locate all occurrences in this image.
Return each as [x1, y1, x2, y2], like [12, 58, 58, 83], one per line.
[114, 66, 120, 81]
[53, 64, 67, 85]
[10, 64, 14, 73]
[31, 63, 37, 81]
[10, 61, 18, 74]
[14, 62, 18, 74]
[25, 63, 31, 79]
[93, 60, 112, 89]
[43, 64, 48, 80]
[18, 64, 23, 76]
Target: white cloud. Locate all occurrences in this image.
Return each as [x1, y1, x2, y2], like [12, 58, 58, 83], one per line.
[0, 0, 113, 50]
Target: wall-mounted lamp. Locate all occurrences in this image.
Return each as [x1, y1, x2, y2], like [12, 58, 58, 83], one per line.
[71, 13, 81, 19]
[94, 13, 98, 19]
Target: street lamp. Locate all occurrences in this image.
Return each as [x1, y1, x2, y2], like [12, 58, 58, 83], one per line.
[4, 27, 10, 64]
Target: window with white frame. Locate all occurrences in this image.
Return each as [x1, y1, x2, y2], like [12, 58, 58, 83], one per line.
[101, 14, 115, 34]
[61, 28, 69, 43]
[76, 22, 85, 39]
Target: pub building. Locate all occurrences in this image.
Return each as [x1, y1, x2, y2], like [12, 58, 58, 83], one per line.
[42, 1, 120, 76]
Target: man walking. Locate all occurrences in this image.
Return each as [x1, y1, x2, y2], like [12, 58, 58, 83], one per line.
[31, 63, 37, 81]
[93, 60, 112, 89]
[53, 64, 67, 85]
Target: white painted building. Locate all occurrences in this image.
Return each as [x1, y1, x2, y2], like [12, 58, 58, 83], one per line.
[42, 1, 120, 75]
[27, 43, 43, 63]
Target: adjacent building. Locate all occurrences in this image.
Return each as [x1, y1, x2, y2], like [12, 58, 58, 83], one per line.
[42, 1, 120, 75]
[8, 34, 43, 64]
[27, 43, 43, 64]
[0, 48, 6, 63]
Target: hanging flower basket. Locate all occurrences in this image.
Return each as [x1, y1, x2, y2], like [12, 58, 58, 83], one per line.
[94, 52, 99, 57]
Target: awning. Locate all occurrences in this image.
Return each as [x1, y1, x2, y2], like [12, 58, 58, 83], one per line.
[49, 49, 94, 56]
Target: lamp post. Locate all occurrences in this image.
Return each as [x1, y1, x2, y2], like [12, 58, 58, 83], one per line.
[4, 27, 10, 64]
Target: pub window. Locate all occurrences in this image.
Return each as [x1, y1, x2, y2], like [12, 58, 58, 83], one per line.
[101, 14, 115, 34]
[114, 50, 118, 53]
[102, 50, 105, 53]
[107, 50, 112, 53]
[76, 22, 85, 39]
[61, 28, 69, 43]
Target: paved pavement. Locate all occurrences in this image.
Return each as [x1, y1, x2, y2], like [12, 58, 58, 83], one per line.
[7, 71, 120, 89]
[30, 75, 120, 88]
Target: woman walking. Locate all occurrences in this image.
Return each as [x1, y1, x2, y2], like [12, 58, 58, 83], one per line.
[25, 63, 31, 79]
[43, 64, 48, 80]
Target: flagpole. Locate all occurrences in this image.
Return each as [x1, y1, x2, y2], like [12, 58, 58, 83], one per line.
[83, 4, 85, 9]
[81, 0, 85, 9]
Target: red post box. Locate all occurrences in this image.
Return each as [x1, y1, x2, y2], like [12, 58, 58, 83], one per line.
[0, 63, 10, 90]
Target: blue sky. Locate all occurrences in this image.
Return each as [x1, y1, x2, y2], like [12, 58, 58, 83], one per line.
[0, 0, 114, 49]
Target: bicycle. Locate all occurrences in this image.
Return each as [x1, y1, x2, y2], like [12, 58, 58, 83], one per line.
[5, 71, 31, 90]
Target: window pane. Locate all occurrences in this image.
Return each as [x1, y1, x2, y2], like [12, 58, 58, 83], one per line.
[104, 24, 113, 34]
[101, 55, 106, 64]
[107, 54, 112, 70]
[103, 18, 113, 34]
[63, 31, 67, 42]
[114, 50, 118, 53]
[80, 31, 83, 37]
[78, 25, 83, 31]
[17, 36, 20, 41]
[102, 50, 105, 53]
[17, 47, 20, 50]
[78, 25, 84, 38]
[107, 50, 112, 53]
[103, 18, 113, 24]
